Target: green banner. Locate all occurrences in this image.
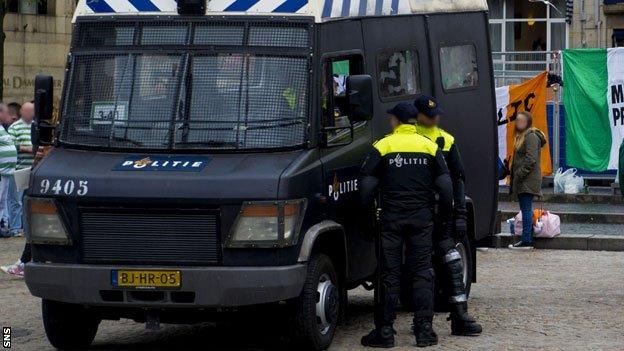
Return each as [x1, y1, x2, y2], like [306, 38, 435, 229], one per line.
[562, 49, 611, 171]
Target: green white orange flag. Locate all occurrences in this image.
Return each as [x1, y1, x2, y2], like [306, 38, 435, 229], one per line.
[563, 48, 624, 171]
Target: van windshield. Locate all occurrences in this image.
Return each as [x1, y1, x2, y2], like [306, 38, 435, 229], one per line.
[59, 20, 311, 150]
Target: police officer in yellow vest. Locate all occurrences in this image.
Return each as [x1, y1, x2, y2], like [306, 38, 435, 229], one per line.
[360, 102, 454, 348]
[413, 95, 482, 336]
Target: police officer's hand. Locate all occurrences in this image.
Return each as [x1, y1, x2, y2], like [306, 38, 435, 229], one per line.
[455, 217, 468, 238]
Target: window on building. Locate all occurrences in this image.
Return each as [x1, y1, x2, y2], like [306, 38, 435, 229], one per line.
[321, 55, 364, 144]
[614, 29, 624, 47]
[377, 49, 420, 100]
[439, 44, 479, 91]
[7, 0, 19, 13]
[8, 0, 50, 15]
[487, 0, 568, 77]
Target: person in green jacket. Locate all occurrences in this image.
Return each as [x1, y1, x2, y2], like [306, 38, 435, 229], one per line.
[509, 111, 547, 250]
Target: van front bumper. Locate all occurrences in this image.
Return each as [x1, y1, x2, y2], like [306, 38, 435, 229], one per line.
[25, 262, 307, 307]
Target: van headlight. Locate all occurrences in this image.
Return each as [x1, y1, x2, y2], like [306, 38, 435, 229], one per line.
[227, 199, 306, 248]
[25, 198, 71, 245]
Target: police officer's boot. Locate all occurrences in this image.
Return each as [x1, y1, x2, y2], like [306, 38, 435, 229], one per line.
[413, 317, 438, 347]
[449, 302, 482, 336]
[361, 326, 396, 348]
[443, 247, 482, 336]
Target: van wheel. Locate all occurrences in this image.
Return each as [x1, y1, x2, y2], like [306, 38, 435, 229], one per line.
[42, 299, 100, 350]
[292, 254, 339, 351]
[456, 233, 473, 296]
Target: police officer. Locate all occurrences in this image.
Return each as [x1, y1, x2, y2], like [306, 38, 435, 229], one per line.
[413, 95, 482, 336]
[360, 102, 454, 348]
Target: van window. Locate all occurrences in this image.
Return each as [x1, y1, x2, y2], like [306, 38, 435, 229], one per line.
[439, 44, 479, 90]
[377, 50, 420, 99]
[321, 55, 363, 144]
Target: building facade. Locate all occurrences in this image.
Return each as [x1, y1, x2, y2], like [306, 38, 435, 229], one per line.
[3, 0, 76, 104]
[488, 0, 624, 83]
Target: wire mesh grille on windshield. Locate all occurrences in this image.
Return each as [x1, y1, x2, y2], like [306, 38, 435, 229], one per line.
[61, 53, 186, 149]
[60, 19, 311, 150]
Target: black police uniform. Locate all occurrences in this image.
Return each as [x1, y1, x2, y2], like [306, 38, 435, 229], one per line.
[359, 104, 454, 347]
[414, 95, 482, 336]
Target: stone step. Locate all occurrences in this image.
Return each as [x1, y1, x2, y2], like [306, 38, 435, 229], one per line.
[498, 221, 624, 236]
[498, 186, 623, 204]
[499, 192, 624, 204]
[498, 202, 624, 224]
[493, 233, 624, 251]
[500, 210, 624, 224]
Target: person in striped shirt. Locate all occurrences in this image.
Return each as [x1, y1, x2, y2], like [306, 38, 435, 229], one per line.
[0, 103, 17, 239]
[6, 102, 34, 237]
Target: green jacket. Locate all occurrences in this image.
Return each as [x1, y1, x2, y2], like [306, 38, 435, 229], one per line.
[511, 129, 547, 197]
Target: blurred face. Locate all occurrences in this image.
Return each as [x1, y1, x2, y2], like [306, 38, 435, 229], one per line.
[20, 102, 35, 123]
[515, 114, 529, 132]
[389, 115, 401, 130]
[8, 106, 19, 121]
[0, 106, 10, 124]
[416, 113, 439, 128]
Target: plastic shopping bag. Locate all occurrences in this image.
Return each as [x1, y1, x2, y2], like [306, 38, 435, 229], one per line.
[554, 167, 584, 194]
[534, 211, 561, 238]
[513, 212, 523, 236]
[553, 168, 566, 194]
[565, 174, 584, 194]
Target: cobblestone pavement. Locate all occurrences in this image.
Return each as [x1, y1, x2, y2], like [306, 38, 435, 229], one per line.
[2, 237, 624, 350]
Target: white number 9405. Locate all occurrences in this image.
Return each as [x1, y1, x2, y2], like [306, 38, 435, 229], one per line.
[40, 179, 88, 196]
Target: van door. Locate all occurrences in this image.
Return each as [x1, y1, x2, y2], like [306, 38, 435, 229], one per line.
[318, 21, 376, 283]
[362, 16, 431, 139]
[426, 11, 498, 239]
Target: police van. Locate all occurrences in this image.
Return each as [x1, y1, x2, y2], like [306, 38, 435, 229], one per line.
[26, 0, 497, 349]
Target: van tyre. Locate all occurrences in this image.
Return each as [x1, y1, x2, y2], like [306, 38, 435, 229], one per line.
[42, 299, 100, 350]
[292, 254, 339, 351]
[455, 232, 473, 296]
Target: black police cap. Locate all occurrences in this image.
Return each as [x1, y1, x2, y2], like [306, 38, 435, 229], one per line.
[414, 95, 444, 118]
[387, 102, 419, 124]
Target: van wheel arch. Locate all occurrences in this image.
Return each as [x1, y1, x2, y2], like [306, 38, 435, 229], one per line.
[297, 221, 348, 324]
[298, 220, 348, 281]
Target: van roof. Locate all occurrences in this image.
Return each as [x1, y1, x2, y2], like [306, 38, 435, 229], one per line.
[74, 0, 488, 23]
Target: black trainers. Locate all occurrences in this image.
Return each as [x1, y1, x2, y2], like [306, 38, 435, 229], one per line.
[361, 326, 396, 348]
[508, 241, 533, 250]
[413, 317, 438, 347]
[449, 303, 482, 336]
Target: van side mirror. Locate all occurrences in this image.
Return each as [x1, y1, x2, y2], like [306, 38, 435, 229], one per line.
[346, 75, 373, 122]
[33, 74, 55, 148]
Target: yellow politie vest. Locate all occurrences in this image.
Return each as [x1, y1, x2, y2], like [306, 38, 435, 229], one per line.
[414, 124, 455, 153]
[374, 124, 439, 157]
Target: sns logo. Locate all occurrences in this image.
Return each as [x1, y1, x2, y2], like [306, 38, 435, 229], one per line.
[328, 173, 358, 201]
[389, 153, 428, 167]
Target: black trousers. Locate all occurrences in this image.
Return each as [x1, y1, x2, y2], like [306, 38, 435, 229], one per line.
[433, 220, 456, 255]
[433, 221, 467, 306]
[375, 219, 434, 328]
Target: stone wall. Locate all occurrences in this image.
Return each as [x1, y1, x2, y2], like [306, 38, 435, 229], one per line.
[568, 0, 623, 48]
[2, 1, 75, 105]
